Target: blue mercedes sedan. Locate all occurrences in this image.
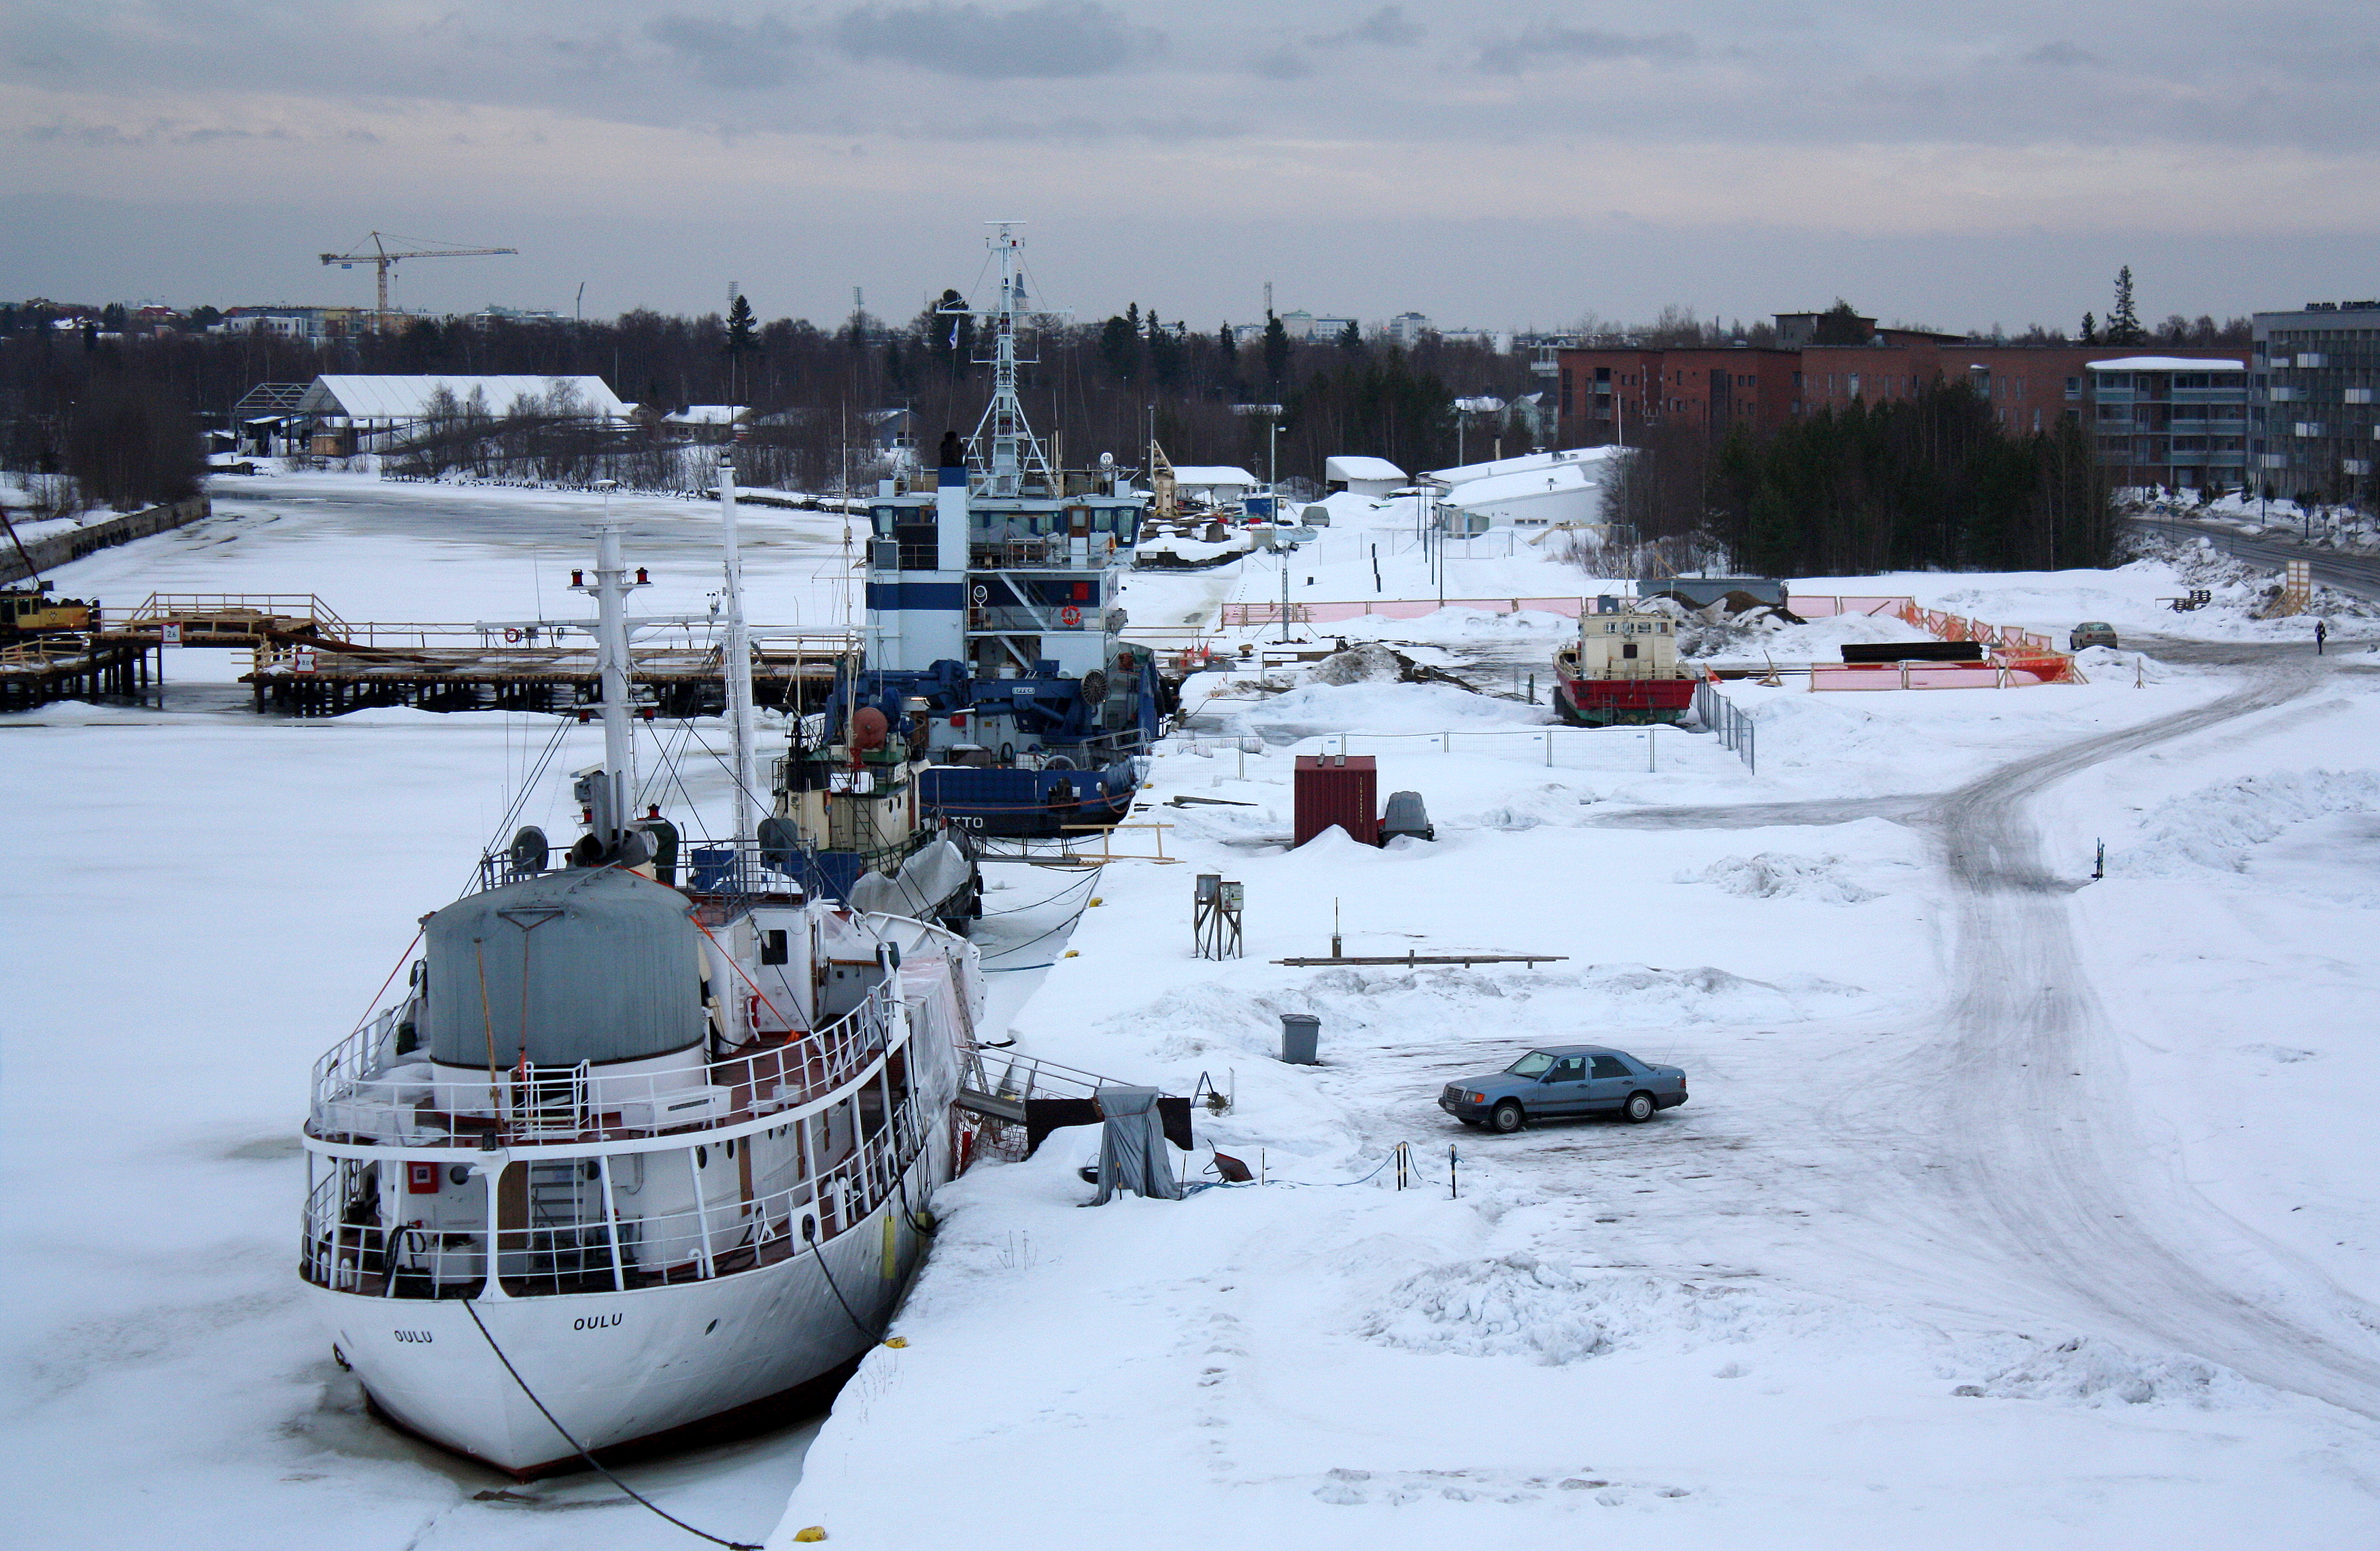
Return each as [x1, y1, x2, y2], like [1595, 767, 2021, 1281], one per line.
[1438, 1045, 1688, 1133]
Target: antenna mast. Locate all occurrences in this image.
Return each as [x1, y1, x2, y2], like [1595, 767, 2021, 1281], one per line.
[951, 222, 1054, 496]
[717, 452, 759, 847]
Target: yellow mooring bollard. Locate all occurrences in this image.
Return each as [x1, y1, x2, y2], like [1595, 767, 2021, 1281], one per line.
[794, 1529, 828, 1543]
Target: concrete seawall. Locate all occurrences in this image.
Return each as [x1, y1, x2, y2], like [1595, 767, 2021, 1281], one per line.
[2, 494, 211, 585]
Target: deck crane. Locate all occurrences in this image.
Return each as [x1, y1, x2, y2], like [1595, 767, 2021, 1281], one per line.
[318, 231, 518, 324]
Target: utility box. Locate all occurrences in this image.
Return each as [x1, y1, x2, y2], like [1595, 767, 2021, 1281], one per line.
[1293, 753, 1378, 847]
[1279, 1014, 1320, 1065]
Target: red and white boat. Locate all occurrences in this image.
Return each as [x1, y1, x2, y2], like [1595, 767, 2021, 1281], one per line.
[1551, 609, 1697, 726]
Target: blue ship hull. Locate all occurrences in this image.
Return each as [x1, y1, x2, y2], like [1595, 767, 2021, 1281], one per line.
[919, 760, 1140, 838]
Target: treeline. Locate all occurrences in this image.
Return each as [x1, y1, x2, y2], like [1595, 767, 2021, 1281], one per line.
[0, 328, 207, 513]
[1, 298, 1550, 505]
[1614, 384, 2113, 576]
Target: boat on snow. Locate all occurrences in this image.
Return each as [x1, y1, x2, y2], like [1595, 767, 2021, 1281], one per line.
[1551, 603, 1699, 726]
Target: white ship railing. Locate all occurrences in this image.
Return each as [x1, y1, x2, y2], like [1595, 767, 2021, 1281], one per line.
[301, 1084, 936, 1299]
[308, 978, 901, 1148]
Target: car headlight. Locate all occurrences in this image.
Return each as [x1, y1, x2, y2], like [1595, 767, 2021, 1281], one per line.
[1469, 1092, 1485, 1104]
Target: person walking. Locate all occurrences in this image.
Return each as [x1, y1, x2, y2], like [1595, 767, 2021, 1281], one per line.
[2315, 619, 2328, 655]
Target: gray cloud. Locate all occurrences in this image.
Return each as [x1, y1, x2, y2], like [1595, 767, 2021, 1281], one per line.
[644, 13, 806, 89]
[1251, 48, 1313, 80]
[2023, 40, 2107, 68]
[1478, 26, 1698, 75]
[1306, 6, 1423, 49]
[830, 2, 1163, 80]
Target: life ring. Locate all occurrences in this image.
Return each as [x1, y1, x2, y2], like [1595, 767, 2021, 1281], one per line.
[504, 627, 522, 643]
[1059, 605, 1083, 628]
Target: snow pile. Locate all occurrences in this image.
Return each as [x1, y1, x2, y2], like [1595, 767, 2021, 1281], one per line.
[2118, 769, 2380, 879]
[2118, 531, 2380, 624]
[1308, 641, 1408, 685]
[1357, 1255, 1782, 1365]
[1690, 852, 1882, 904]
[1960, 1335, 2245, 1410]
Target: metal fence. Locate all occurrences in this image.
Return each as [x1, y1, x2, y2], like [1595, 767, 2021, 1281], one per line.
[1693, 677, 1756, 773]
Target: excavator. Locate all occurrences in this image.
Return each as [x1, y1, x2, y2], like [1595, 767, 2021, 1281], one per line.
[0, 581, 95, 640]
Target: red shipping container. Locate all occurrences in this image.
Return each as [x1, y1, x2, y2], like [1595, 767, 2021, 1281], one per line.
[1293, 753, 1378, 847]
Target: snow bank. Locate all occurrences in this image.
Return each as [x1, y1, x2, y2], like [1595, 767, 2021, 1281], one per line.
[2118, 768, 2380, 880]
[1689, 852, 1884, 904]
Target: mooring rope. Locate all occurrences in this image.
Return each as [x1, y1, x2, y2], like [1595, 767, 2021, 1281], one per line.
[458, 1298, 761, 1550]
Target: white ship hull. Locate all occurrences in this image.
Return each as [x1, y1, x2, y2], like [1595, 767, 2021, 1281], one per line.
[308, 1151, 937, 1477]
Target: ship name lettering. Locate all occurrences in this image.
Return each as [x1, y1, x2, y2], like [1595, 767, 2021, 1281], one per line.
[573, 1314, 623, 1331]
[393, 1329, 432, 1344]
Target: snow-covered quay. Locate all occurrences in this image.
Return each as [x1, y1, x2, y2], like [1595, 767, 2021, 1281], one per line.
[5, 473, 2378, 1549]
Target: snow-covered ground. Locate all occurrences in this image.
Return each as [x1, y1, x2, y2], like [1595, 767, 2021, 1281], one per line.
[7, 470, 2378, 1549]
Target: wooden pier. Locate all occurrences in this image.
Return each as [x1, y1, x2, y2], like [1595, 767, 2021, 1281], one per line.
[242, 638, 852, 717]
[7, 594, 864, 717]
[0, 634, 157, 711]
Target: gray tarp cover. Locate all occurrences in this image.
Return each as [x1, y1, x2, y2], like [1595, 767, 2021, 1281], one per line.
[1091, 1085, 1182, 1203]
[847, 836, 972, 918]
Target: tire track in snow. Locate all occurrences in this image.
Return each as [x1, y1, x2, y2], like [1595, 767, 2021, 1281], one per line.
[1602, 662, 2380, 1418]
[1926, 660, 2380, 1418]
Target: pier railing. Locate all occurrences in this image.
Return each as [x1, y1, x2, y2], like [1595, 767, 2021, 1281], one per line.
[307, 977, 901, 1150]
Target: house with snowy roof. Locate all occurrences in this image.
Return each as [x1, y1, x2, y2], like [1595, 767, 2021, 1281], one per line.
[1323, 456, 1406, 498]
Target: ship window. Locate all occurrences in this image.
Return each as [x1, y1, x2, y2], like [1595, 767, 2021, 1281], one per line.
[1622, 642, 1639, 660]
[762, 929, 788, 965]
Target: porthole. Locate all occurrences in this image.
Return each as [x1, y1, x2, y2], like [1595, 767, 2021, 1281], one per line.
[696, 1146, 707, 1167]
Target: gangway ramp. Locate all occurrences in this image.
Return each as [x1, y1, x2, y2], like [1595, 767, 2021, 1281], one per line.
[957, 1045, 1191, 1157]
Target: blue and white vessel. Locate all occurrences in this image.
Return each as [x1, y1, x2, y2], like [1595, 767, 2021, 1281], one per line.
[842, 225, 1165, 838]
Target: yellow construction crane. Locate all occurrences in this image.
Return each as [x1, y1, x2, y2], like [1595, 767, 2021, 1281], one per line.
[318, 231, 519, 324]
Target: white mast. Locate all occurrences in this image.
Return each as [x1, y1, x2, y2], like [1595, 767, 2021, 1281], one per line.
[959, 221, 1053, 497]
[589, 519, 637, 843]
[718, 451, 760, 847]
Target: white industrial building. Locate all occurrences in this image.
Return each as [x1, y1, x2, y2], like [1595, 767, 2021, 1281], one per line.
[294, 375, 630, 451]
[1324, 456, 1408, 498]
[1167, 465, 1261, 504]
[1425, 447, 1619, 532]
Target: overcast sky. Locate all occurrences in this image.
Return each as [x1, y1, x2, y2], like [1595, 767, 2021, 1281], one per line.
[5, 1, 2375, 333]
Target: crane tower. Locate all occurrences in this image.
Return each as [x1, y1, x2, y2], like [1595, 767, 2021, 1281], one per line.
[318, 231, 519, 327]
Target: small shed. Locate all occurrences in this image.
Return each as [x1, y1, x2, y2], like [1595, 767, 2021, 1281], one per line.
[1324, 456, 1406, 498]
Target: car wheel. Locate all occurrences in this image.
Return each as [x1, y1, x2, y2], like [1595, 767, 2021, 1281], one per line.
[1620, 1091, 1656, 1124]
[1489, 1100, 1525, 1134]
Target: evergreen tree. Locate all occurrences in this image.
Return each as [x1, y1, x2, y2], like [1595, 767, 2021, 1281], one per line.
[1812, 299, 1869, 346]
[724, 293, 758, 403]
[1338, 319, 1363, 351]
[2080, 311, 2098, 343]
[1262, 311, 1290, 387]
[1098, 313, 1140, 380]
[2106, 268, 2145, 345]
[919, 288, 973, 373]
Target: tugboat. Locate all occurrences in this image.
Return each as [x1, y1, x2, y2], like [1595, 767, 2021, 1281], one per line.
[1551, 604, 1698, 726]
[844, 224, 1168, 838]
[297, 483, 983, 1478]
[762, 687, 980, 931]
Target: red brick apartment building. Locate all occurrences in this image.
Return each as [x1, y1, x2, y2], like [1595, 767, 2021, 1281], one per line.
[1557, 312, 2241, 450]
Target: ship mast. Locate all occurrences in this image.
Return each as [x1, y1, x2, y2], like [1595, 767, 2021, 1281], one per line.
[957, 222, 1053, 497]
[717, 451, 760, 847]
[585, 519, 639, 845]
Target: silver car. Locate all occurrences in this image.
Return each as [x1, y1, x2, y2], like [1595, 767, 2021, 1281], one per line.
[1438, 1044, 1689, 1134]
